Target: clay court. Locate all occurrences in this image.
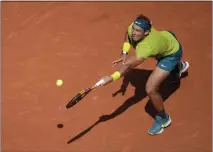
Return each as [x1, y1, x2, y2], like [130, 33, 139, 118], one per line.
[2, 2, 212, 152]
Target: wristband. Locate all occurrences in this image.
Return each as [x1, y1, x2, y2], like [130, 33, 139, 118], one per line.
[121, 51, 128, 55]
[122, 42, 131, 53]
[111, 71, 121, 81]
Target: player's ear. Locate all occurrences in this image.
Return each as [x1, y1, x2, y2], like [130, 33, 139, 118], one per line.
[144, 30, 149, 36]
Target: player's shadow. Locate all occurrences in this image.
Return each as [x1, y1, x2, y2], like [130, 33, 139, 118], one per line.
[67, 68, 188, 144]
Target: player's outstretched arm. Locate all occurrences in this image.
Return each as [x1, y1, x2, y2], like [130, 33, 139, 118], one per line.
[101, 56, 145, 86]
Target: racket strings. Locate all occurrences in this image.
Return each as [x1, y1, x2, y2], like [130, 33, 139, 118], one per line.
[66, 84, 97, 109]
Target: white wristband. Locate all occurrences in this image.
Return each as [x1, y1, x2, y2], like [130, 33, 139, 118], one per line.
[122, 51, 128, 55]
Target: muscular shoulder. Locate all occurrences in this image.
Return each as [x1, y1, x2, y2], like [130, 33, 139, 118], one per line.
[135, 28, 160, 58]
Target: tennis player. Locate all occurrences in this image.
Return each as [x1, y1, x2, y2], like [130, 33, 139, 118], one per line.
[99, 14, 189, 135]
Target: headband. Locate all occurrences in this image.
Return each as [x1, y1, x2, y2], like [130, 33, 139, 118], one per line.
[134, 19, 151, 30]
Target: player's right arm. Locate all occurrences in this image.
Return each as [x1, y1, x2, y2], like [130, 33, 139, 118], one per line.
[112, 31, 131, 67]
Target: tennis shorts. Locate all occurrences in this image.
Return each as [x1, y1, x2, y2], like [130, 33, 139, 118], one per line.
[157, 31, 182, 72]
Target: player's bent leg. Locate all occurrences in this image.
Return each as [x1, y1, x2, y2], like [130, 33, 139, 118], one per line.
[146, 67, 172, 135]
[166, 30, 190, 82]
[147, 51, 182, 135]
[170, 61, 190, 83]
[146, 67, 170, 111]
[178, 61, 190, 77]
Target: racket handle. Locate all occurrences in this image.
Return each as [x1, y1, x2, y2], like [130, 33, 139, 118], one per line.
[95, 79, 104, 87]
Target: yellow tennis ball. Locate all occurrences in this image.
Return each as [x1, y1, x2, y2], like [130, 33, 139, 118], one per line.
[56, 79, 63, 86]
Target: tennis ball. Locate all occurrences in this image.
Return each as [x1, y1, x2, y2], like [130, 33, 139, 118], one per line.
[56, 79, 63, 86]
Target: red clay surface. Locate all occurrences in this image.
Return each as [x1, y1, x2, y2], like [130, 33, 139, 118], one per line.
[2, 2, 212, 152]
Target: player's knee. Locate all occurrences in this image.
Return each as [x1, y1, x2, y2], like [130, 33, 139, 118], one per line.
[145, 84, 157, 96]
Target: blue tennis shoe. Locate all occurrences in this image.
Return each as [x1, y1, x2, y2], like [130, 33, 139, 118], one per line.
[148, 113, 172, 135]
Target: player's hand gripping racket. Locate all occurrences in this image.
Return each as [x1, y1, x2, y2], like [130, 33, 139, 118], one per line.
[66, 79, 104, 109]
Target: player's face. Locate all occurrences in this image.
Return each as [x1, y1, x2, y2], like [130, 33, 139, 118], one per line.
[132, 24, 147, 41]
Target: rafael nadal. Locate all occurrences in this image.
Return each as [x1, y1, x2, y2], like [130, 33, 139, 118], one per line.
[98, 14, 189, 135]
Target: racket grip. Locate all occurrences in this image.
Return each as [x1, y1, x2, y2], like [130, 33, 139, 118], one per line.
[95, 79, 104, 87]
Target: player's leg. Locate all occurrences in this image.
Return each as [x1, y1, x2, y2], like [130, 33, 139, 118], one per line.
[146, 67, 171, 135]
[177, 61, 190, 77]
[147, 45, 183, 135]
[170, 60, 190, 83]
[167, 31, 190, 82]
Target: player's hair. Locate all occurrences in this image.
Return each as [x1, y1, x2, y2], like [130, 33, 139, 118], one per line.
[135, 14, 152, 30]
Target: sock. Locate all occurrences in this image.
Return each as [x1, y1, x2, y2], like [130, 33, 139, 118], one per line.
[157, 110, 167, 119]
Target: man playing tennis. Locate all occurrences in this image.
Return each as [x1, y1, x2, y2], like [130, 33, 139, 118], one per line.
[99, 14, 189, 135]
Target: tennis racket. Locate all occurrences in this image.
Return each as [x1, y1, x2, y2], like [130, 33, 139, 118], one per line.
[66, 79, 104, 109]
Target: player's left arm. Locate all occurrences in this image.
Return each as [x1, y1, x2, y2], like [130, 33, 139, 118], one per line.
[100, 56, 145, 85]
[119, 56, 145, 75]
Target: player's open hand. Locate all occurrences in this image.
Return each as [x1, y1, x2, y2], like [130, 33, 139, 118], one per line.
[112, 54, 127, 67]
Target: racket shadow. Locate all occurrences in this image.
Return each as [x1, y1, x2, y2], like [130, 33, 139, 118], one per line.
[67, 68, 187, 144]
